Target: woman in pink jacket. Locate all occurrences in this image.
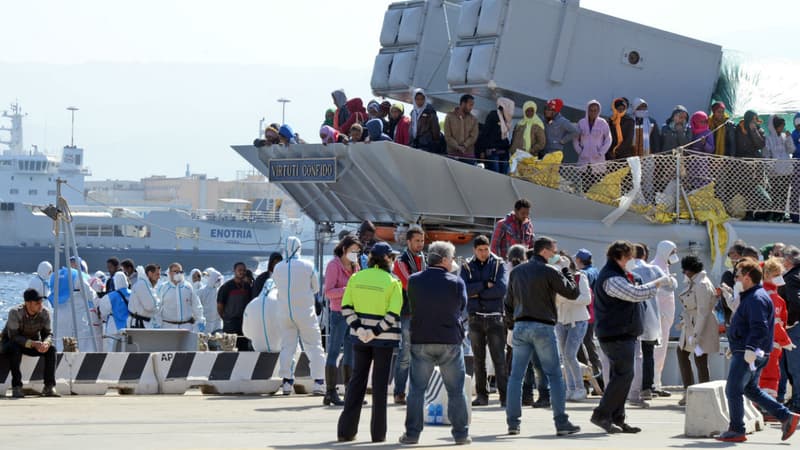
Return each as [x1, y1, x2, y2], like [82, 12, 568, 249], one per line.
[573, 100, 612, 192]
[323, 234, 362, 406]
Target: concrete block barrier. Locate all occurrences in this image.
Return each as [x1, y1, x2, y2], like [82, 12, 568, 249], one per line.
[152, 351, 281, 395]
[0, 353, 69, 396]
[684, 380, 764, 437]
[67, 352, 159, 395]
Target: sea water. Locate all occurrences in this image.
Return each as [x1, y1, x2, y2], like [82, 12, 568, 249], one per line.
[0, 272, 29, 329]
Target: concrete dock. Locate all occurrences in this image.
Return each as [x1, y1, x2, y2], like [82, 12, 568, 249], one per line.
[2, 390, 790, 449]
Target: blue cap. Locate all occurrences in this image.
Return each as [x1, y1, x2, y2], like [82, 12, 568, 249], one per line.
[575, 248, 592, 261]
[370, 242, 400, 258]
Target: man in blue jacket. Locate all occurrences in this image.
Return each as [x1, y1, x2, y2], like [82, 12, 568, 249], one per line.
[460, 235, 508, 406]
[400, 241, 470, 446]
[717, 259, 799, 442]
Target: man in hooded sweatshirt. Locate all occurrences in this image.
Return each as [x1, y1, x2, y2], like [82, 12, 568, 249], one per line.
[409, 89, 441, 153]
[573, 100, 611, 192]
[365, 119, 392, 142]
[650, 241, 680, 397]
[444, 94, 479, 164]
[271, 236, 326, 396]
[543, 98, 579, 156]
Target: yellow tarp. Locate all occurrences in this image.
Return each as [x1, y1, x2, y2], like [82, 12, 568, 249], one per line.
[511, 150, 563, 189]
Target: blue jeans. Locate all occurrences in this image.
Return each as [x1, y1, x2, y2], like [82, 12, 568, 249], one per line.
[393, 318, 412, 395]
[405, 344, 469, 441]
[486, 151, 509, 174]
[507, 321, 568, 429]
[326, 311, 353, 368]
[726, 352, 791, 433]
[556, 321, 588, 393]
[784, 326, 800, 408]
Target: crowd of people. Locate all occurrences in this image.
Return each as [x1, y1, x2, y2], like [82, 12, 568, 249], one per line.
[5, 196, 800, 445]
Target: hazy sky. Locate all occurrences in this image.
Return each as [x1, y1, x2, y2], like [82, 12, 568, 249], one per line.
[1, 0, 796, 181]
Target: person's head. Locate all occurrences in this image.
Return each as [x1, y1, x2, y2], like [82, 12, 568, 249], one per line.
[190, 268, 202, 283]
[267, 252, 283, 273]
[574, 248, 592, 269]
[414, 90, 426, 108]
[513, 198, 531, 223]
[771, 243, 785, 258]
[367, 100, 381, 118]
[368, 242, 400, 271]
[587, 100, 600, 122]
[380, 100, 391, 118]
[558, 251, 576, 273]
[459, 94, 475, 114]
[634, 243, 649, 260]
[390, 103, 404, 120]
[614, 98, 628, 114]
[325, 109, 335, 123]
[334, 235, 363, 264]
[121, 259, 135, 277]
[670, 106, 689, 127]
[728, 243, 746, 264]
[168, 263, 184, 284]
[349, 123, 363, 141]
[427, 240, 455, 269]
[233, 262, 247, 281]
[107, 257, 120, 274]
[69, 256, 79, 269]
[544, 98, 563, 120]
[736, 258, 762, 290]
[23, 288, 46, 316]
[145, 264, 160, 284]
[711, 101, 726, 121]
[763, 257, 785, 281]
[406, 225, 425, 254]
[773, 116, 786, 134]
[507, 244, 528, 267]
[358, 220, 376, 245]
[680, 255, 703, 278]
[784, 246, 800, 271]
[534, 236, 558, 261]
[607, 240, 634, 270]
[36, 261, 53, 279]
[524, 101, 538, 119]
[742, 246, 760, 261]
[472, 235, 491, 262]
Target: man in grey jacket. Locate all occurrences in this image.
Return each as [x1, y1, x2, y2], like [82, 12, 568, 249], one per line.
[543, 98, 580, 157]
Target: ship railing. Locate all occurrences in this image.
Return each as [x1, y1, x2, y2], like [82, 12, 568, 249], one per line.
[191, 209, 283, 223]
[510, 149, 800, 224]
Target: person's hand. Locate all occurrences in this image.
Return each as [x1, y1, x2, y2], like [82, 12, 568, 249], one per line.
[356, 327, 367, 340]
[359, 329, 375, 344]
[784, 342, 797, 351]
[486, 281, 495, 289]
[39, 341, 50, 353]
[694, 345, 704, 357]
[744, 349, 757, 365]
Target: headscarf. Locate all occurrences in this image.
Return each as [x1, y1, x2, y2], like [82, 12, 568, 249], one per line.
[609, 97, 628, 155]
[367, 100, 381, 117]
[496, 97, 515, 140]
[632, 98, 652, 155]
[665, 105, 689, 130]
[324, 108, 335, 127]
[320, 125, 340, 144]
[740, 110, 762, 134]
[331, 89, 348, 129]
[517, 101, 544, 151]
[279, 124, 295, 143]
[690, 111, 709, 134]
[708, 102, 729, 155]
[410, 88, 427, 139]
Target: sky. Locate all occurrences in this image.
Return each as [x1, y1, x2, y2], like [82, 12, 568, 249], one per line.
[1, 0, 797, 181]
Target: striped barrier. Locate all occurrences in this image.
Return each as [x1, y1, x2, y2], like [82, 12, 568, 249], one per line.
[151, 351, 282, 394]
[0, 353, 70, 396]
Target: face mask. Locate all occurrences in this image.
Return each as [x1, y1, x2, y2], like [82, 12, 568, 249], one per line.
[192, 281, 202, 291]
[346, 252, 359, 263]
[548, 254, 561, 265]
[733, 281, 743, 299]
[172, 273, 184, 284]
[625, 259, 637, 272]
[635, 110, 648, 119]
[669, 253, 679, 265]
[772, 276, 786, 287]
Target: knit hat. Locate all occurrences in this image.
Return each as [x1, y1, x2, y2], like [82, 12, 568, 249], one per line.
[546, 98, 564, 113]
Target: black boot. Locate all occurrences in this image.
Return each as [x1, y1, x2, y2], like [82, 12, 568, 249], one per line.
[533, 390, 551, 408]
[323, 366, 344, 406]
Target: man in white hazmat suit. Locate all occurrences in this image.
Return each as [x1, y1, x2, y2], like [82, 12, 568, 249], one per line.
[198, 268, 223, 332]
[29, 261, 53, 301]
[271, 236, 326, 395]
[650, 240, 680, 396]
[157, 262, 205, 331]
[128, 264, 161, 329]
[50, 265, 99, 352]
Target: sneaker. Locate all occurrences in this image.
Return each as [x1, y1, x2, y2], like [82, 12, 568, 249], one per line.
[556, 421, 581, 436]
[590, 416, 620, 434]
[394, 393, 407, 405]
[715, 430, 747, 442]
[653, 388, 672, 397]
[11, 386, 24, 398]
[454, 436, 472, 445]
[281, 380, 294, 395]
[398, 433, 418, 445]
[640, 389, 653, 400]
[782, 412, 800, 441]
[471, 396, 488, 406]
[311, 380, 326, 396]
[567, 390, 587, 402]
[627, 398, 650, 408]
[41, 385, 61, 398]
[613, 422, 642, 434]
[508, 426, 520, 435]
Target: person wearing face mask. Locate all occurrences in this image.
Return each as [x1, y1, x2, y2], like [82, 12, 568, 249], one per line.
[128, 264, 161, 329]
[716, 259, 800, 442]
[157, 263, 205, 332]
[337, 242, 402, 443]
[779, 245, 800, 412]
[196, 268, 222, 332]
[676, 256, 719, 406]
[591, 240, 670, 434]
[323, 235, 363, 407]
[189, 268, 203, 292]
[718, 243, 747, 324]
[759, 258, 794, 402]
[97, 271, 132, 351]
[504, 236, 581, 437]
[392, 226, 426, 405]
[650, 241, 680, 397]
[272, 236, 326, 396]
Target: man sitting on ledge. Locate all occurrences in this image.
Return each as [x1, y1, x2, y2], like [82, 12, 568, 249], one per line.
[1, 288, 60, 398]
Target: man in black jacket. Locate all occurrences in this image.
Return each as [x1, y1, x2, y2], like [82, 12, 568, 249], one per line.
[780, 246, 800, 412]
[591, 241, 668, 434]
[461, 235, 508, 406]
[399, 241, 470, 446]
[504, 236, 581, 436]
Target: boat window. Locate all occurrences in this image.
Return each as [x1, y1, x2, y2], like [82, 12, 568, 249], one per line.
[47, 190, 56, 196]
[9, 189, 18, 195]
[176, 226, 198, 239]
[28, 189, 37, 195]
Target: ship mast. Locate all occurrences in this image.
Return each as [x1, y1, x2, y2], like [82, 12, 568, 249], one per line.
[67, 106, 79, 148]
[0, 101, 26, 154]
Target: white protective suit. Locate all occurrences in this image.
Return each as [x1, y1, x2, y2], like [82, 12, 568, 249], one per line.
[243, 279, 282, 352]
[53, 267, 100, 352]
[28, 261, 52, 300]
[98, 272, 130, 351]
[198, 268, 223, 332]
[271, 236, 324, 380]
[128, 268, 161, 329]
[650, 240, 680, 389]
[157, 274, 205, 331]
